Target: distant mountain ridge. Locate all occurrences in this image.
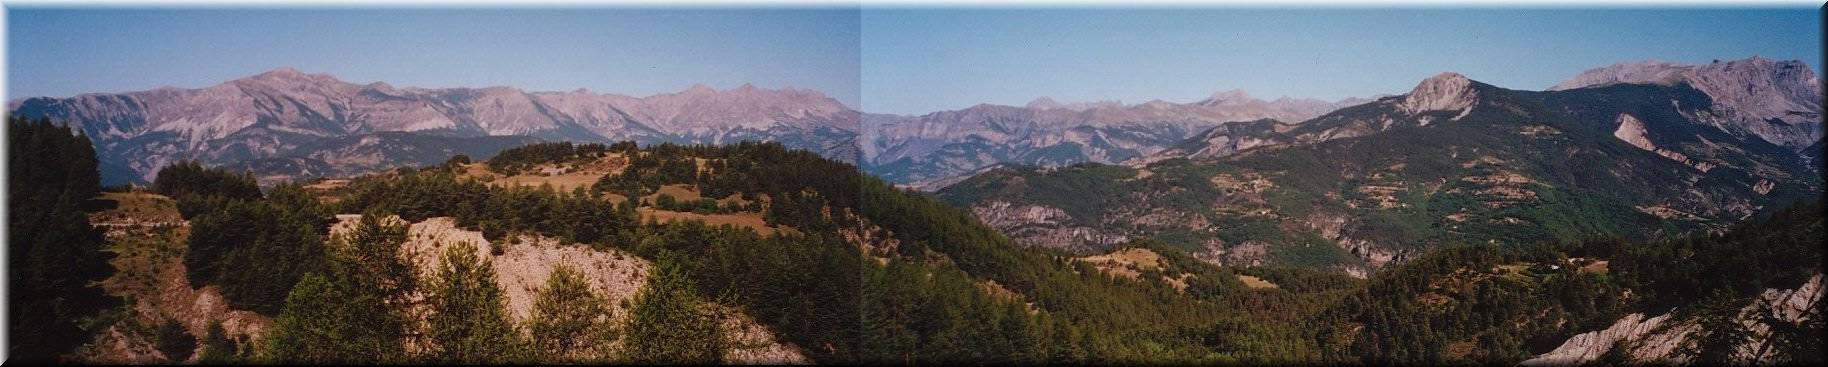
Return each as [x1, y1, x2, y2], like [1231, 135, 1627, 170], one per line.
[1134, 58, 1825, 167]
[862, 91, 1373, 189]
[8, 68, 859, 184]
[1551, 57, 1823, 149]
[937, 57, 1824, 276]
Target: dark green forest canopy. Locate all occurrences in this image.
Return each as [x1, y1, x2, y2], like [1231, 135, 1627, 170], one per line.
[21, 131, 1822, 364]
[6, 116, 120, 362]
[937, 83, 1823, 271]
[287, 140, 1368, 363]
[1316, 200, 1824, 365]
[328, 139, 1825, 364]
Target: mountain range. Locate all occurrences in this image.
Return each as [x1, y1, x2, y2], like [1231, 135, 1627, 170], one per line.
[12, 57, 1823, 366]
[8, 68, 860, 184]
[935, 57, 1824, 276]
[10, 67, 1366, 187]
[862, 91, 1373, 189]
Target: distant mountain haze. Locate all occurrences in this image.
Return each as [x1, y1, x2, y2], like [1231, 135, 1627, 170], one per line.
[861, 90, 1376, 189]
[7, 68, 861, 184]
[937, 57, 1824, 276]
[8, 67, 1371, 187]
[10, 57, 1816, 189]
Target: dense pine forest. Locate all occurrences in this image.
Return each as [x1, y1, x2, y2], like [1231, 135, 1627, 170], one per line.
[7, 120, 1823, 364]
[7, 117, 118, 362]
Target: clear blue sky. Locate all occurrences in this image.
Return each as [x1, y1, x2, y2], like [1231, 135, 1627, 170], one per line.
[7, 8, 1821, 116]
[6, 7, 862, 107]
[861, 8, 1823, 115]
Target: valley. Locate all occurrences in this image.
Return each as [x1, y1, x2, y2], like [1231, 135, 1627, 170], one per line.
[11, 96, 1824, 363]
[6, 46, 1821, 367]
[8, 5, 1824, 366]
[937, 58, 1824, 278]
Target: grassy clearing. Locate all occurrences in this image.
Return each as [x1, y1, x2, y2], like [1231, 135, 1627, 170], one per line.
[1237, 274, 1280, 289]
[640, 184, 702, 204]
[91, 192, 182, 224]
[460, 155, 628, 192]
[638, 208, 793, 236]
[1075, 248, 1165, 280]
[1578, 260, 1610, 274]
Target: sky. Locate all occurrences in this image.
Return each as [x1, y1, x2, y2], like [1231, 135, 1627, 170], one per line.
[862, 8, 1823, 114]
[6, 8, 862, 106]
[5, 7, 1821, 115]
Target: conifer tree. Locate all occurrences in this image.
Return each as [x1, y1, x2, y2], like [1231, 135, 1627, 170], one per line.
[529, 264, 614, 362]
[340, 209, 419, 309]
[264, 272, 405, 363]
[1682, 289, 1753, 364]
[265, 212, 417, 363]
[427, 241, 525, 363]
[156, 318, 197, 362]
[6, 117, 117, 361]
[622, 255, 725, 364]
[198, 321, 239, 364]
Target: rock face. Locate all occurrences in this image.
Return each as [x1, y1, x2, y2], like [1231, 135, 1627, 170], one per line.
[1125, 72, 1497, 167]
[968, 200, 1129, 253]
[1520, 313, 1685, 366]
[862, 92, 1370, 188]
[1523, 273, 1824, 366]
[1553, 57, 1824, 150]
[1613, 114, 1717, 172]
[1551, 60, 1694, 91]
[1124, 118, 1292, 166]
[7, 68, 860, 184]
[1398, 72, 1478, 115]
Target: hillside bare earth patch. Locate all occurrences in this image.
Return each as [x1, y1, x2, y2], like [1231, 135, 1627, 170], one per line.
[330, 214, 807, 363]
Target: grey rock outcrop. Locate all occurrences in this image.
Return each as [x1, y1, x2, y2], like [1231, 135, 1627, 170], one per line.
[864, 92, 1369, 188]
[1553, 57, 1823, 150]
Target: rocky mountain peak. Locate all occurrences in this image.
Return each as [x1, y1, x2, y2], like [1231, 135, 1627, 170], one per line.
[7, 69, 865, 184]
[245, 67, 338, 84]
[1026, 97, 1065, 110]
[256, 66, 306, 78]
[1553, 57, 1823, 148]
[1201, 89, 1254, 105]
[1398, 72, 1478, 114]
[683, 83, 717, 94]
[1550, 60, 1691, 90]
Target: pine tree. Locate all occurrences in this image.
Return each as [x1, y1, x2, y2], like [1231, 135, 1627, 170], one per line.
[155, 318, 198, 362]
[1682, 289, 1753, 364]
[339, 210, 419, 310]
[176, 181, 331, 315]
[184, 200, 256, 288]
[264, 212, 417, 363]
[265, 272, 405, 363]
[7, 117, 118, 361]
[198, 321, 239, 364]
[622, 255, 725, 364]
[427, 241, 525, 363]
[529, 264, 614, 362]
[860, 263, 921, 364]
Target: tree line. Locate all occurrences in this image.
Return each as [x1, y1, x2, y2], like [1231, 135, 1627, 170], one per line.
[7, 116, 119, 362]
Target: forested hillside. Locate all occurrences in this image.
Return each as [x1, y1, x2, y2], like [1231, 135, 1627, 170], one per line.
[1316, 200, 1824, 365]
[12, 134, 1820, 364]
[938, 76, 1823, 277]
[7, 117, 120, 362]
[36, 140, 1364, 363]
